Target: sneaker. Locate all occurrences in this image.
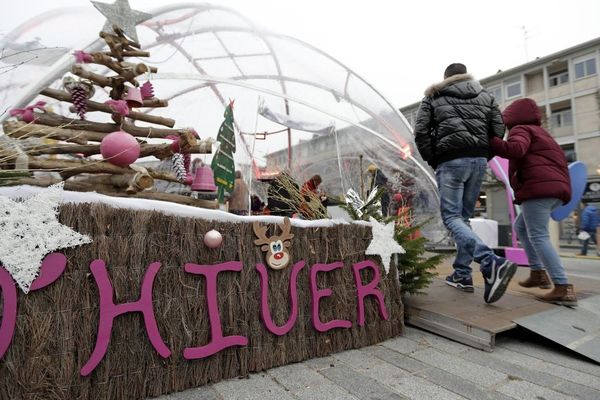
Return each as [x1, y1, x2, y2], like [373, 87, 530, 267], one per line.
[481, 256, 517, 304]
[445, 272, 474, 293]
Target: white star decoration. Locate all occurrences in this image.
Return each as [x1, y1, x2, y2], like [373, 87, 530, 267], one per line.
[0, 183, 92, 293]
[365, 217, 405, 274]
[92, 0, 152, 43]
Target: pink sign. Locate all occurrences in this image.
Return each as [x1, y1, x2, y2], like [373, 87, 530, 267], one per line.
[256, 261, 306, 336]
[183, 261, 249, 359]
[1, 256, 391, 376]
[310, 262, 352, 332]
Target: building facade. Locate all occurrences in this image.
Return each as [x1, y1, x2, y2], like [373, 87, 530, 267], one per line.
[400, 37, 600, 242]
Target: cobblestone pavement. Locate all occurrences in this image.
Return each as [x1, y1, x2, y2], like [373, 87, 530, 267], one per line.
[153, 325, 600, 400]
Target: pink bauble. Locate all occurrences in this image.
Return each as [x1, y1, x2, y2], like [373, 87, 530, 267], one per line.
[203, 229, 223, 248]
[100, 130, 140, 167]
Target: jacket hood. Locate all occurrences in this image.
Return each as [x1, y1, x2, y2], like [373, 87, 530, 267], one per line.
[502, 98, 541, 129]
[424, 73, 482, 99]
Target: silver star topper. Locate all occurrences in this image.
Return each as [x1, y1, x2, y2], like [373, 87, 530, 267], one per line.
[364, 217, 405, 274]
[91, 0, 152, 43]
[0, 183, 92, 293]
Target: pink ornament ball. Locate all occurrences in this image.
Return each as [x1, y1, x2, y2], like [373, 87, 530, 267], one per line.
[100, 130, 140, 167]
[203, 229, 223, 248]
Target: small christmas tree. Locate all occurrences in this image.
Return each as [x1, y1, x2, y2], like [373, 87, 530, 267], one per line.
[211, 101, 236, 203]
[342, 187, 444, 295]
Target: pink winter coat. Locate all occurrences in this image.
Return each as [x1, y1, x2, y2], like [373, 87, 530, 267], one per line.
[490, 98, 571, 205]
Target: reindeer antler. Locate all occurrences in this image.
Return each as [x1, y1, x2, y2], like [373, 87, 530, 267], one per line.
[253, 221, 271, 245]
[278, 217, 294, 241]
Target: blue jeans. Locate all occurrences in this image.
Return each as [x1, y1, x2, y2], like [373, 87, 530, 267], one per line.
[515, 198, 568, 284]
[580, 230, 597, 255]
[436, 157, 496, 277]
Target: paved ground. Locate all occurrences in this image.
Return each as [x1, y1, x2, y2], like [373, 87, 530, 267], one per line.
[153, 256, 600, 400]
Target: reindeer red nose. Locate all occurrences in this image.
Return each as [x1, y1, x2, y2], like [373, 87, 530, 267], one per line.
[274, 252, 284, 260]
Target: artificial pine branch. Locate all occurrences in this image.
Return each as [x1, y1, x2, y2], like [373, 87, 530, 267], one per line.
[342, 193, 444, 295]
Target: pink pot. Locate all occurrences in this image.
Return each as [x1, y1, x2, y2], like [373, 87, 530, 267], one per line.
[100, 130, 141, 167]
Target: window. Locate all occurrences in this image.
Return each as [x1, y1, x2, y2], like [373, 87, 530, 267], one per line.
[505, 78, 521, 98]
[561, 144, 576, 163]
[548, 70, 569, 87]
[574, 57, 597, 79]
[488, 86, 502, 102]
[549, 109, 573, 128]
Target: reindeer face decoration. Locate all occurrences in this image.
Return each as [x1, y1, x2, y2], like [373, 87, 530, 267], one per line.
[253, 217, 294, 270]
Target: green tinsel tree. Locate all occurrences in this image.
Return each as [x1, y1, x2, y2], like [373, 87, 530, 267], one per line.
[341, 187, 444, 295]
[393, 218, 444, 296]
[211, 101, 236, 203]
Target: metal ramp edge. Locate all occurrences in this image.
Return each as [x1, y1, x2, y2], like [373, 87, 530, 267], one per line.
[405, 304, 515, 351]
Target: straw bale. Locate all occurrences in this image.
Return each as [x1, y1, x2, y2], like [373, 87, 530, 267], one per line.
[0, 203, 403, 399]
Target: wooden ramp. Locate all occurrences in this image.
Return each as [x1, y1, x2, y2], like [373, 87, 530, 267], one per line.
[404, 278, 555, 351]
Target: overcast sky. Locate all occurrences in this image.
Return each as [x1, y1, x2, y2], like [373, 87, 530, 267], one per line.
[2, 0, 600, 108]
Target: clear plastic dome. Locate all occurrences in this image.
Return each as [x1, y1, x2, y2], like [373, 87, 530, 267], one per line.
[0, 2, 442, 240]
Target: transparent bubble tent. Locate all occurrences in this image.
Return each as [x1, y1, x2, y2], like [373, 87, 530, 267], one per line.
[0, 2, 443, 240]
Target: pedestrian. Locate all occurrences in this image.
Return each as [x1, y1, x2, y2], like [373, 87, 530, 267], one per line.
[491, 98, 576, 306]
[414, 62, 516, 304]
[227, 170, 249, 215]
[300, 174, 328, 219]
[577, 203, 599, 256]
[367, 164, 390, 217]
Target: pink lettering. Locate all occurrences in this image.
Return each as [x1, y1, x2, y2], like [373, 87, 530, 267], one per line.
[0, 267, 17, 359]
[256, 261, 305, 336]
[1, 253, 66, 359]
[352, 260, 389, 326]
[310, 262, 352, 332]
[30, 253, 67, 291]
[80, 260, 171, 376]
[183, 261, 248, 359]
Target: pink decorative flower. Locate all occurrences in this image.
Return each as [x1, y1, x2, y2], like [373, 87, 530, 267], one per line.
[104, 99, 130, 116]
[9, 101, 47, 123]
[74, 50, 93, 63]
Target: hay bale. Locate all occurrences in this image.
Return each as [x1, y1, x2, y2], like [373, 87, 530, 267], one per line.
[0, 203, 403, 399]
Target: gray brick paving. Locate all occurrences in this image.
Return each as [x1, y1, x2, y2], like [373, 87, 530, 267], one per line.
[497, 337, 600, 377]
[151, 326, 600, 400]
[460, 348, 600, 399]
[415, 367, 514, 400]
[212, 373, 296, 400]
[410, 347, 508, 387]
[380, 335, 424, 355]
[491, 347, 600, 391]
[459, 348, 559, 387]
[402, 328, 469, 355]
[553, 380, 600, 400]
[268, 363, 359, 400]
[318, 362, 407, 399]
[496, 380, 578, 400]
[369, 345, 430, 373]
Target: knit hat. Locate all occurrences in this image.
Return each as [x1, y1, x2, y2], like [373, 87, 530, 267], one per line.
[444, 63, 467, 78]
[367, 164, 377, 173]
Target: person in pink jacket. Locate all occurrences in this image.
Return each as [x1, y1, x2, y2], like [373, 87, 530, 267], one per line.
[491, 98, 576, 306]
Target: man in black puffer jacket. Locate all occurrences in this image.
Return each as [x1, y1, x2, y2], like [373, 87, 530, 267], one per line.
[414, 63, 517, 304]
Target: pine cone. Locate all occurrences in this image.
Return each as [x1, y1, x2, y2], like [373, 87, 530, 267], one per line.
[171, 153, 187, 183]
[71, 86, 88, 120]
